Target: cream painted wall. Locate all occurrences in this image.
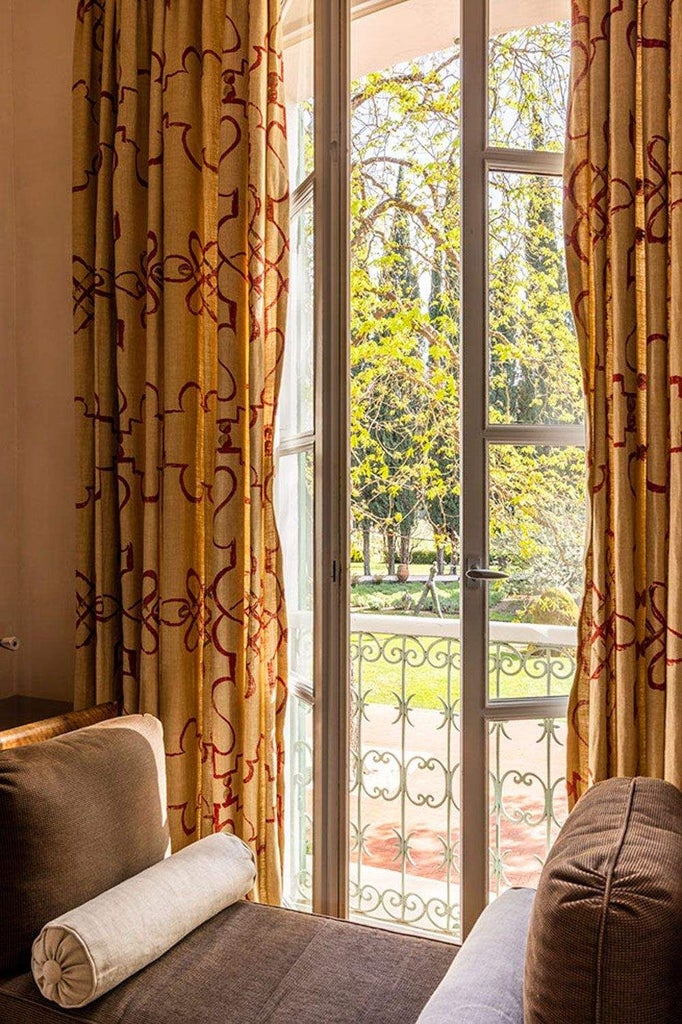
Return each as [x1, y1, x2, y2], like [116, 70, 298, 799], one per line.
[1, 0, 76, 702]
[0, 0, 19, 698]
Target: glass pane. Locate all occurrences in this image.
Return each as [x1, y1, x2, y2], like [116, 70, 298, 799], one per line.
[488, 0, 570, 152]
[489, 717, 568, 895]
[276, 449, 314, 910]
[350, 623, 461, 940]
[284, 691, 313, 909]
[282, 0, 314, 188]
[488, 172, 582, 425]
[280, 2, 315, 912]
[277, 450, 314, 680]
[350, 0, 461, 941]
[279, 203, 314, 438]
[487, 445, 584, 700]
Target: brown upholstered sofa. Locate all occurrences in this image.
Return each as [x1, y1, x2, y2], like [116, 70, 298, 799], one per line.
[0, 705, 456, 1023]
[0, 705, 680, 1024]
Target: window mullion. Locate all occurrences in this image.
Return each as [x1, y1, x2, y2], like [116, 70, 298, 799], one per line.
[277, 432, 316, 457]
[292, 172, 315, 218]
[484, 424, 585, 447]
[484, 696, 569, 721]
[460, 0, 491, 940]
[312, 0, 351, 921]
[485, 147, 564, 176]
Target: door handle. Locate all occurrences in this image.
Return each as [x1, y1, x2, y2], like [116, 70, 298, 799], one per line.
[464, 562, 509, 587]
[465, 568, 508, 581]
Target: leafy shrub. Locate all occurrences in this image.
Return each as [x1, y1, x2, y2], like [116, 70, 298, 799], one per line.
[350, 590, 395, 612]
[524, 588, 579, 626]
[411, 548, 439, 565]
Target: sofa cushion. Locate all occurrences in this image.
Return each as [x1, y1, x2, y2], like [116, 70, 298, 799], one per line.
[417, 887, 534, 1023]
[524, 776, 682, 1024]
[0, 715, 170, 976]
[0, 901, 457, 1024]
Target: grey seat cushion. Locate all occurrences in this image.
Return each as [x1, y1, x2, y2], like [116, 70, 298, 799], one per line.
[0, 901, 457, 1024]
[417, 888, 534, 1024]
[524, 776, 682, 1024]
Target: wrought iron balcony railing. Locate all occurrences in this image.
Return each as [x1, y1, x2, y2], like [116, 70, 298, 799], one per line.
[284, 612, 573, 940]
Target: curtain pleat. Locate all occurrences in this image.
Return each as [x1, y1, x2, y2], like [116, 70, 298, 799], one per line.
[73, 0, 289, 903]
[564, 0, 682, 803]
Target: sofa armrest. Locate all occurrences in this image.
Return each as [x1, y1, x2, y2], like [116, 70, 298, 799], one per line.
[417, 887, 534, 1024]
[0, 701, 119, 750]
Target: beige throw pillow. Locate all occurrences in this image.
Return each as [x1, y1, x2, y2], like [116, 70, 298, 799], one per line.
[0, 714, 170, 974]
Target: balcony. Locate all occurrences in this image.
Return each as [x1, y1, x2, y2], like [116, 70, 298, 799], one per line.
[284, 612, 572, 940]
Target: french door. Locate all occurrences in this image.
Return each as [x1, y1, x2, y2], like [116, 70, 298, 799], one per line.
[278, 0, 583, 940]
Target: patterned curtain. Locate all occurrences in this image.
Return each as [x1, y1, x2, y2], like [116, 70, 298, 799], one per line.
[72, 0, 289, 903]
[564, 0, 682, 804]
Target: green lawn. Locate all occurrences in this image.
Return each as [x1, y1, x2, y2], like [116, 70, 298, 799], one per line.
[350, 576, 519, 620]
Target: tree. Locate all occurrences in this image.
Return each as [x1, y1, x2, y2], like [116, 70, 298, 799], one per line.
[348, 22, 584, 601]
[350, 49, 461, 574]
[424, 229, 460, 571]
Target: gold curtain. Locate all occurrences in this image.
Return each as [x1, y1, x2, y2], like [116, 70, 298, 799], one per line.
[565, 0, 682, 804]
[73, 0, 289, 903]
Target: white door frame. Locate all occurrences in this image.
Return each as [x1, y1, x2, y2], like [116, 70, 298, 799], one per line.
[460, 0, 490, 938]
[310, 0, 577, 938]
[312, 0, 351, 920]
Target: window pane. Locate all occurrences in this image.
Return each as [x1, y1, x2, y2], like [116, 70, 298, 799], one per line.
[276, 449, 314, 680]
[489, 716, 568, 895]
[488, 172, 582, 425]
[284, 691, 313, 909]
[350, 0, 461, 941]
[283, 0, 314, 188]
[488, 1, 570, 152]
[487, 445, 583, 700]
[279, 203, 314, 438]
[276, 448, 314, 911]
[350, 622, 461, 940]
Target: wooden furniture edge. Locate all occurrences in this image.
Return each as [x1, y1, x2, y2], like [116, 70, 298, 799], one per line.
[0, 701, 120, 750]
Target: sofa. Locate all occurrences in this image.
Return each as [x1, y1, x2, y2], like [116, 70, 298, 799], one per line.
[0, 705, 680, 1024]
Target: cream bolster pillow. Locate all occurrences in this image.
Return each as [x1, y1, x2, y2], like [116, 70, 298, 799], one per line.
[31, 832, 256, 1009]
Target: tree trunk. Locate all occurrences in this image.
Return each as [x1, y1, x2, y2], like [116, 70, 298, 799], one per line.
[450, 533, 460, 574]
[362, 525, 371, 576]
[399, 531, 411, 566]
[385, 531, 396, 575]
[436, 545, 446, 575]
